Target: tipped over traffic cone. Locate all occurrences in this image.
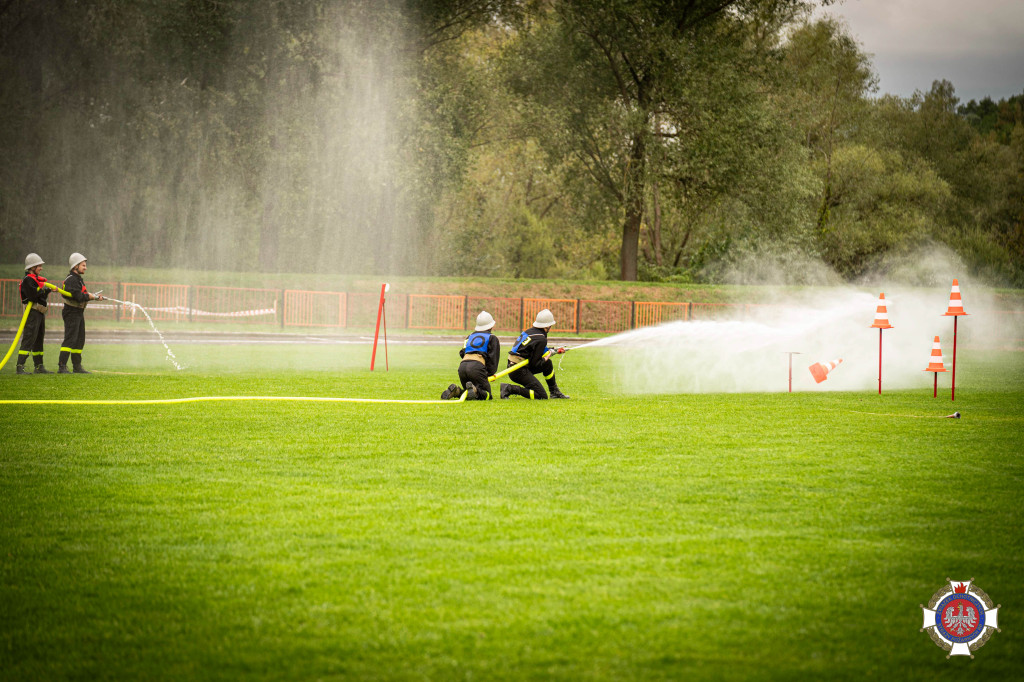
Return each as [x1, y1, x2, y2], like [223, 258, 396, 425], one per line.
[870, 293, 893, 329]
[923, 336, 947, 373]
[809, 358, 843, 384]
[943, 279, 968, 316]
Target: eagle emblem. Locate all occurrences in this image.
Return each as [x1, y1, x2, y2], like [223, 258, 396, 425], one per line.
[921, 579, 1001, 658]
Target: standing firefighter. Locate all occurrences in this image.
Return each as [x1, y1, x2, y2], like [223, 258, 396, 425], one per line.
[500, 309, 569, 400]
[59, 252, 105, 374]
[16, 253, 52, 374]
[442, 311, 501, 400]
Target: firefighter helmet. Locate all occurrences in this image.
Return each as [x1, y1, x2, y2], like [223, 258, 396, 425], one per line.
[69, 252, 87, 270]
[533, 308, 556, 328]
[474, 311, 496, 331]
[24, 253, 44, 270]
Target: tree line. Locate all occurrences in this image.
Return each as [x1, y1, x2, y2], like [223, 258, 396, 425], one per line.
[2, 0, 1022, 285]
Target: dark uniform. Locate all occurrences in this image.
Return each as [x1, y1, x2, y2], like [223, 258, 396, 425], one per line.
[457, 330, 501, 400]
[501, 326, 568, 399]
[59, 270, 92, 371]
[17, 273, 51, 372]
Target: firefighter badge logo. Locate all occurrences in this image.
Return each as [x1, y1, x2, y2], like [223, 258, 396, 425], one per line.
[920, 578, 1001, 658]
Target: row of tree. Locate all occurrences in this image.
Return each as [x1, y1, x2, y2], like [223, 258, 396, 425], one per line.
[2, 1, 1022, 285]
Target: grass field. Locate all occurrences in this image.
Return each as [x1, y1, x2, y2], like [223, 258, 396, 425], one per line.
[1, 341, 1022, 680]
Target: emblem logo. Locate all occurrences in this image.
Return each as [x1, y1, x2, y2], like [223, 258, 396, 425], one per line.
[920, 578, 1001, 658]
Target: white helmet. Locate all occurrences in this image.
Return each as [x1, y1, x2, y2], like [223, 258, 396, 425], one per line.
[69, 252, 87, 270]
[24, 253, 44, 270]
[474, 311, 496, 331]
[533, 308, 556, 328]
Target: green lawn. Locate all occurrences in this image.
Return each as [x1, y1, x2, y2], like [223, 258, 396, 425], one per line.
[1, 343, 1022, 680]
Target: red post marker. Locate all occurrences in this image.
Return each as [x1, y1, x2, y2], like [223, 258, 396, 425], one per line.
[370, 283, 389, 371]
[870, 293, 893, 395]
[942, 280, 968, 401]
[784, 352, 801, 393]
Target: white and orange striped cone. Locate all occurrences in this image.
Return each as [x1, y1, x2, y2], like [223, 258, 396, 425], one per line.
[923, 336, 947, 373]
[809, 358, 843, 384]
[870, 293, 893, 329]
[870, 293, 892, 394]
[943, 279, 968, 317]
[923, 335, 947, 398]
[943, 279, 967, 401]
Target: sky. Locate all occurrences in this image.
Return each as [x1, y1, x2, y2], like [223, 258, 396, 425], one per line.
[814, 0, 1024, 103]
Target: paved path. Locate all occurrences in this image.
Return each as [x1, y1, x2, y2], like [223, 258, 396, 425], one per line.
[0, 329, 586, 346]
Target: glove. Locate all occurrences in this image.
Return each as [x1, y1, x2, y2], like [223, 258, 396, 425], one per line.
[556, 347, 566, 354]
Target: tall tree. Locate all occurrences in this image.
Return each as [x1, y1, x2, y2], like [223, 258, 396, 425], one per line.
[504, 0, 812, 280]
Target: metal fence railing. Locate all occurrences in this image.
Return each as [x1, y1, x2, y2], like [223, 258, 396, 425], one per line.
[2, 278, 1023, 344]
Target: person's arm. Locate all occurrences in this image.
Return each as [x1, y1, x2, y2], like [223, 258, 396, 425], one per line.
[485, 335, 500, 375]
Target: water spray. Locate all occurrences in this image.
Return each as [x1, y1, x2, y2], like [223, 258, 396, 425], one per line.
[104, 296, 185, 371]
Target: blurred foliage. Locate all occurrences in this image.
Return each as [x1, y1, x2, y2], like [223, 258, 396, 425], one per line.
[0, 0, 1021, 286]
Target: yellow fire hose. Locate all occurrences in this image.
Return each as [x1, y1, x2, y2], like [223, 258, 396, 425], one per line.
[0, 304, 32, 372]
[0, 395, 471, 406]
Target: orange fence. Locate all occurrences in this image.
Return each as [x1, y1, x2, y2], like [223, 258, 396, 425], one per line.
[121, 283, 190, 322]
[580, 300, 633, 333]
[523, 298, 578, 333]
[634, 301, 689, 327]
[193, 286, 278, 323]
[284, 290, 346, 327]
[408, 294, 465, 330]
[3, 279, 1024, 343]
[467, 296, 522, 332]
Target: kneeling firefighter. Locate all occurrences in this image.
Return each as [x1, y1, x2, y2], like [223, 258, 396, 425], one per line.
[59, 252, 105, 374]
[16, 253, 53, 374]
[500, 308, 569, 400]
[442, 311, 501, 400]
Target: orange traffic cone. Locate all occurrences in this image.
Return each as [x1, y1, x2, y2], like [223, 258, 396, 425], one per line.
[923, 336, 947, 373]
[870, 293, 893, 329]
[809, 358, 843, 384]
[943, 279, 968, 317]
[924, 335, 947, 398]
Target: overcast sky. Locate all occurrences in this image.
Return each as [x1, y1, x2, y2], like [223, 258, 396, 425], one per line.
[814, 0, 1024, 103]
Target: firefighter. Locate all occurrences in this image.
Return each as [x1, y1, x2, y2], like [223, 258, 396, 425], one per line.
[58, 252, 105, 374]
[442, 311, 501, 400]
[499, 308, 569, 399]
[16, 253, 53, 375]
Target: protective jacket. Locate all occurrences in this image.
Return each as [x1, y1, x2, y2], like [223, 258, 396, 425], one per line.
[63, 271, 91, 310]
[20, 273, 50, 307]
[460, 331, 500, 376]
[509, 326, 552, 373]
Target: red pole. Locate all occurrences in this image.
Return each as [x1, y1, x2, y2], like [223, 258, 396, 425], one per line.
[788, 353, 793, 393]
[951, 316, 957, 401]
[878, 329, 883, 395]
[933, 372, 938, 398]
[370, 283, 386, 371]
[382, 297, 389, 371]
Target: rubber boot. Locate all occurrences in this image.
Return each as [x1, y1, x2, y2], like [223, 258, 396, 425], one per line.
[465, 383, 478, 400]
[73, 366, 91, 374]
[16, 363, 29, 375]
[547, 379, 570, 399]
[34, 363, 52, 374]
[58, 365, 71, 374]
[441, 383, 462, 400]
[499, 383, 512, 399]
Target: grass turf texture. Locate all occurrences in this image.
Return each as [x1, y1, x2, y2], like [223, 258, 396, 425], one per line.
[1, 343, 1022, 680]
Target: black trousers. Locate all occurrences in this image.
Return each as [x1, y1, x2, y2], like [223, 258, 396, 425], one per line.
[18, 309, 45, 365]
[507, 363, 548, 400]
[458, 359, 492, 399]
[61, 308, 86, 366]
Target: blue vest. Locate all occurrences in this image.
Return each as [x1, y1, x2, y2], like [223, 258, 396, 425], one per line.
[511, 331, 530, 355]
[465, 331, 490, 353]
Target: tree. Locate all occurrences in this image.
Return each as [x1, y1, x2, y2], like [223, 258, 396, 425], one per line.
[505, 0, 812, 280]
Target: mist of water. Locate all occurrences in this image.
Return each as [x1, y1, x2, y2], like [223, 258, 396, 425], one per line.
[572, 283, 1013, 394]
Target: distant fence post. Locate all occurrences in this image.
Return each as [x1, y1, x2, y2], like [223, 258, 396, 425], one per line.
[187, 286, 194, 323]
[630, 301, 636, 329]
[464, 295, 469, 330]
[520, 298, 525, 331]
[575, 298, 581, 332]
